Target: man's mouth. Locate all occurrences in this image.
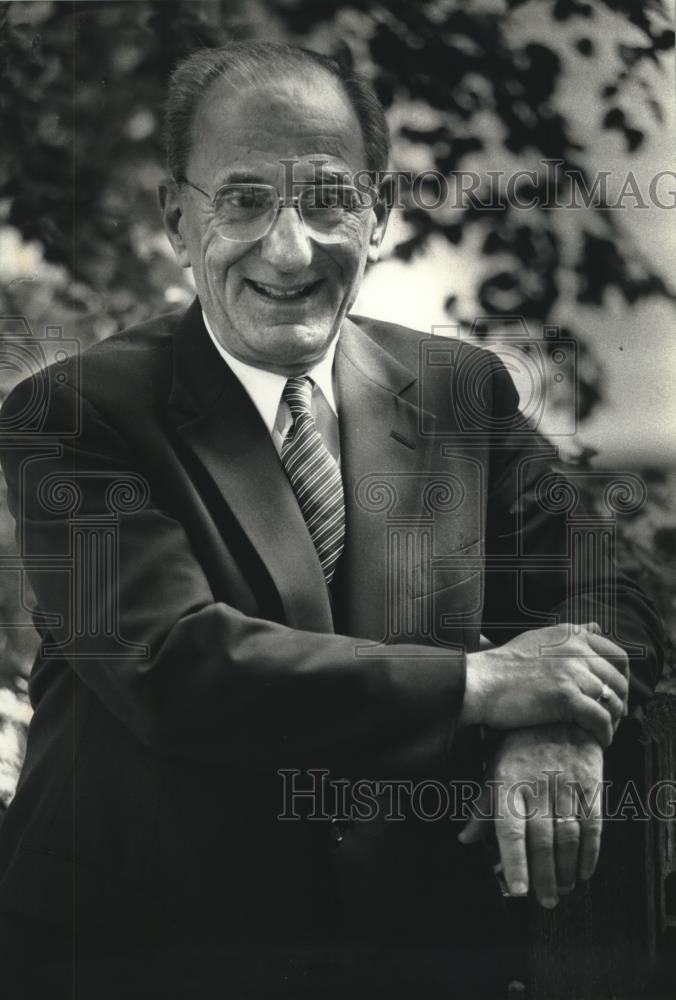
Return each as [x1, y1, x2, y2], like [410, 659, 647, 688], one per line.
[245, 278, 323, 302]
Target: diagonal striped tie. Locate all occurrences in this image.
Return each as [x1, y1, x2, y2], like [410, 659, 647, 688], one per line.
[281, 376, 345, 584]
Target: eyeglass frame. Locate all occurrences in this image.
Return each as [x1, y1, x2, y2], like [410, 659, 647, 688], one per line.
[173, 176, 379, 243]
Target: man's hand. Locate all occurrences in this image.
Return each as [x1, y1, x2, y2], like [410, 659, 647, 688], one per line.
[460, 622, 628, 747]
[0, 687, 30, 812]
[459, 724, 605, 907]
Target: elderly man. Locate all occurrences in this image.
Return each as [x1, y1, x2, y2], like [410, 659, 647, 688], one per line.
[0, 41, 662, 999]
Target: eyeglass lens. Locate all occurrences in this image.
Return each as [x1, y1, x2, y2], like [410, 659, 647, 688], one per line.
[211, 184, 372, 243]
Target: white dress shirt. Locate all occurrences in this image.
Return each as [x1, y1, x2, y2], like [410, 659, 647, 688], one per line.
[202, 310, 340, 461]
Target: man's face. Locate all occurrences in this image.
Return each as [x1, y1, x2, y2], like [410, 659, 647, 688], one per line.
[161, 71, 387, 375]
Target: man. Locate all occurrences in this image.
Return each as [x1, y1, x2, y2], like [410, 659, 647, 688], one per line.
[0, 42, 663, 999]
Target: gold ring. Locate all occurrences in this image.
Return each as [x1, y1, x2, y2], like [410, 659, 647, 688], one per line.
[555, 816, 579, 824]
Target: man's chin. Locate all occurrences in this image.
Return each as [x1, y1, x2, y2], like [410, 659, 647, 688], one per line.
[250, 323, 338, 371]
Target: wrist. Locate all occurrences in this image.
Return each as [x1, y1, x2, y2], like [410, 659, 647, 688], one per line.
[459, 650, 490, 727]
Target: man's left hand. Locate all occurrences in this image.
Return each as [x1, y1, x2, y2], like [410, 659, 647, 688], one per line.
[458, 723, 605, 907]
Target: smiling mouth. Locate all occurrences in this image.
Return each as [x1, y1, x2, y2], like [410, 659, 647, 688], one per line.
[245, 278, 323, 302]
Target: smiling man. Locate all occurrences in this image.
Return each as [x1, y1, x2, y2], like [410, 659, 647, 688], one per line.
[0, 42, 663, 999]
[161, 66, 384, 376]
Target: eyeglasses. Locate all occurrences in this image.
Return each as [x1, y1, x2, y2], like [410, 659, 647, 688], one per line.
[176, 178, 376, 244]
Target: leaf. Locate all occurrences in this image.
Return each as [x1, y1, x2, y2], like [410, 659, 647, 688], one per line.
[603, 107, 626, 129]
[625, 127, 644, 151]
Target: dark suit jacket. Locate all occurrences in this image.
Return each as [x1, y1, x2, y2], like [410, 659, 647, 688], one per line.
[0, 302, 663, 958]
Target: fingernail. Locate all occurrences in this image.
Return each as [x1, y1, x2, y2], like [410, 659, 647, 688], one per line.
[509, 881, 528, 897]
[540, 896, 558, 909]
[557, 884, 575, 896]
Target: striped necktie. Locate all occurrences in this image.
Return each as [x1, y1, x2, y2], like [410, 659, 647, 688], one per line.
[281, 376, 345, 584]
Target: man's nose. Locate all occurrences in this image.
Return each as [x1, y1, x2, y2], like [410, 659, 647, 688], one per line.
[259, 205, 313, 270]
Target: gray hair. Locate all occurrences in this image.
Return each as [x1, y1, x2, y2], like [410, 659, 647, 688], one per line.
[164, 41, 390, 180]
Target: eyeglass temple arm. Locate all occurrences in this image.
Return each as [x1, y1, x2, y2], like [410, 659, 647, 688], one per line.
[174, 177, 211, 199]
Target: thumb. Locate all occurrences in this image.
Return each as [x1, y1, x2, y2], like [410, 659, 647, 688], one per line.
[457, 814, 486, 845]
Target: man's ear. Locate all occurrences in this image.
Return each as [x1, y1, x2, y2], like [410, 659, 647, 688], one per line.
[367, 189, 390, 264]
[158, 178, 192, 269]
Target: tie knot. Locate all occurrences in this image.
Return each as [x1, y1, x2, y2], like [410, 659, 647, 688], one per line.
[283, 376, 313, 417]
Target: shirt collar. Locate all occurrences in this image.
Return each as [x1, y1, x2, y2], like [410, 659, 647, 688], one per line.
[201, 309, 338, 436]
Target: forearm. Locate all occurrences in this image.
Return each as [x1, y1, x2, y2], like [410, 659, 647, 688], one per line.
[43, 599, 466, 771]
[17, 498, 467, 772]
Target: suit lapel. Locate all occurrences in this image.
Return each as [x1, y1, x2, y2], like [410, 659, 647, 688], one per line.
[166, 305, 441, 641]
[166, 302, 333, 632]
[335, 318, 437, 640]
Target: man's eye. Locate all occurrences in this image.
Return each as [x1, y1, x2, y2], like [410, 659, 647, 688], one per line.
[214, 185, 272, 222]
[221, 189, 263, 209]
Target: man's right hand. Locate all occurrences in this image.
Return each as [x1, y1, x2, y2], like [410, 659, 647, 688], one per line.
[460, 623, 628, 748]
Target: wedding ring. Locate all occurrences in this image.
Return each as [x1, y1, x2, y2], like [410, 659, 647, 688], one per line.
[597, 683, 612, 705]
[555, 816, 579, 824]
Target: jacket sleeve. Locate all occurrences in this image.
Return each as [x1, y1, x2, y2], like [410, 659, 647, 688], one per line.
[481, 358, 664, 709]
[0, 375, 466, 773]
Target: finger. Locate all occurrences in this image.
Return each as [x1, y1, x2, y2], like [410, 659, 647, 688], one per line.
[554, 783, 580, 895]
[458, 814, 485, 845]
[458, 782, 492, 845]
[567, 690, 613, 748]
[578, 667, 625, 720]
[583, 649, 629, 699]
[526, 785, 558, 908]
[578, 790, 603, 881]
[494, 785, 529, 897]
[526, 799, 559, 909]
[585, 633, 630, 674]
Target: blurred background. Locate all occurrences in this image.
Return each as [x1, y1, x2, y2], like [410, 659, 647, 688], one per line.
[0, 0, 674, 793]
